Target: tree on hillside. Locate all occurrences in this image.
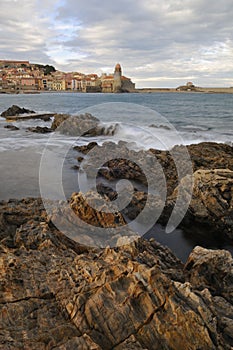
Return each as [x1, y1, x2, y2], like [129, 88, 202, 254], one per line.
[44, 65, 56, 75]
[34, 64, 56, 75]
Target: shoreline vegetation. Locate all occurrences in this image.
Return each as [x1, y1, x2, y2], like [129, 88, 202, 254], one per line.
[1, 105, 233, 349]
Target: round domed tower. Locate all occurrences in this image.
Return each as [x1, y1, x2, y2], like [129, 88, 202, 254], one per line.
[113, 63, 122, 92]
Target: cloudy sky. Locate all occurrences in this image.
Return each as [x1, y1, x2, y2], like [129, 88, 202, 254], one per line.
[1, 0, 233, 87]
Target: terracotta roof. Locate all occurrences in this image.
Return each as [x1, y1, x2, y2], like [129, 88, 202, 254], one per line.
[102, 75, 114, 80]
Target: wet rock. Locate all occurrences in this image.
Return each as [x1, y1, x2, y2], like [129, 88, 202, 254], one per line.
[51, 113, 71, 130]
[85, 142, 233, 197]
[149, 124, 170, 130]
[1, 105, 35, 118]
[78, 141, 178, 196]
[75, 142, 233, 237]
[4, 124, 19, 131]
[74, 141, 98, 155]
[51, 113, 99, 136]
[175, 169, 233, 238]
[96, 183, 118, 201]
[3, 113, 54, 121]
[52, 113, 119, 137]
[71, 165, 80, 170]
[27, 126, 53, 133]
[77, 156, 84, 162]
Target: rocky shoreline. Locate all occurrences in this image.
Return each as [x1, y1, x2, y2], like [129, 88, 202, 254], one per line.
[0, 106, 233, 349]
[1, 195, 233, 349]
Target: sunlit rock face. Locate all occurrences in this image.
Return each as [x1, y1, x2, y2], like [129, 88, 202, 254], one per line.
[1, 194, 233, 349]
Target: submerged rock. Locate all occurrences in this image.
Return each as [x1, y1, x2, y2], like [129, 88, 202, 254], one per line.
[4, 124, 19, 131]
[27, 126, 53, 133]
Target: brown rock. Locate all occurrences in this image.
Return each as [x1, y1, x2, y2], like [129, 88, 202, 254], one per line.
[69, 191, 126, 228]
[188, 142, 233, 171]
[51, 113, 70, 130]
[49, 191, 134, 247]
[175, 169, 233, 238]
[0, 195, 233, 349]
[74, 141, 98, 155]
[185, 246, 233, 302]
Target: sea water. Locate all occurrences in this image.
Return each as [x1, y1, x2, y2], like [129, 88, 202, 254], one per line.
[0, 92, 232, 260]
[0, 92, 233, 149]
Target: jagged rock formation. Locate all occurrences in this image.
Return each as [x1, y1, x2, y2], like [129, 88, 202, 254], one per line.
[74, 141, 233, 196]
[174, 169, 233, 239]
[1, 193, 233, 349]
[1, 105, 35, 118]
[75, 141, 233, 237]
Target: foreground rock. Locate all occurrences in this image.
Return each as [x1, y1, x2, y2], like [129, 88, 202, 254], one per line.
[175, 169, 233, 239]
[1, 195, 233, 349]
[50, 191, 136, 247]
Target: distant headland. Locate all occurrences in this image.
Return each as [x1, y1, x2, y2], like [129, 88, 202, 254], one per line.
[137, 82, 233, 94]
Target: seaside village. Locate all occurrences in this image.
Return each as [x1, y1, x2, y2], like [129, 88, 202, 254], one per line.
[0, 60, 135, 93]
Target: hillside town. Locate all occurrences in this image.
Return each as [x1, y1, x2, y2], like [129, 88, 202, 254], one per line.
[0, 60, 135, 93]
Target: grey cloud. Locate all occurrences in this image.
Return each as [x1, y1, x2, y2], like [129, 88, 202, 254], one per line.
[1, 0, 233, 87]
[0, 0, 56, 64]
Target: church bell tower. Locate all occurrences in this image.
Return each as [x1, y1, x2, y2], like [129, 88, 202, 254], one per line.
[113, 63, 122, 92]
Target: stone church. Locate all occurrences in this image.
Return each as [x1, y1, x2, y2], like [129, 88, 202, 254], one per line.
[101, 63, 135, 93]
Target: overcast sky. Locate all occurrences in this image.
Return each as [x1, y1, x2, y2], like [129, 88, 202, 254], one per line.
[1, 0, 233, 87]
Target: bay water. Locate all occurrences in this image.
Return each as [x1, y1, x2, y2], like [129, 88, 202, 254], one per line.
[0, 92, 232, 260]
